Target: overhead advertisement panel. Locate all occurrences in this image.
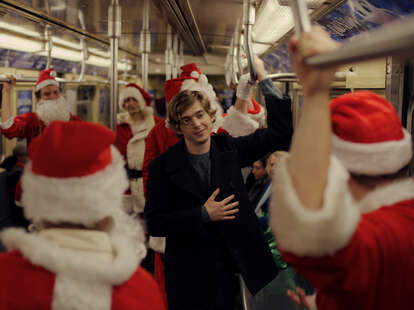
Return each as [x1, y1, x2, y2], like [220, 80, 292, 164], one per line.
[263, 0, 414, 74]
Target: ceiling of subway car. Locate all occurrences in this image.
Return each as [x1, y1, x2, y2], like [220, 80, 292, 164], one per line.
[0, 0, 249, 74]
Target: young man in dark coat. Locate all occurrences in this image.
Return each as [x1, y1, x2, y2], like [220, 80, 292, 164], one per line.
[144, 58, 293, 310]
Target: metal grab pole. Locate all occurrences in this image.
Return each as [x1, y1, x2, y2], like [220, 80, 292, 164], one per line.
[172, 34, 179, 78]
[44, 25, 52, 68]
[267, 72, 346, 82]
[78, 10, 87, 82]
[234, 18, 242, 81]
[243, 0, 256, 81]
[141, 0, 150, 90]
[280, 0, 311, 35]
[307, 16, 414, 67]
[0, 76, 129, 85]
[108, 0, 121, 130]
[165, 25, 173, 81]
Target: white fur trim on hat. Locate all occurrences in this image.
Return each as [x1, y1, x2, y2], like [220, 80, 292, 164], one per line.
[271, 155, 360, 257]
[21, 146, 129, 227]
[36, 79, 59, 92]
[332, 129, 413, 176]
[221, 106, 260, 137]
[119, 87, 145, 111]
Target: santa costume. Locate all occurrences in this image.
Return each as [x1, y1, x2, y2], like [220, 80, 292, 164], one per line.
[115, 83, 161, 215]
[271, 91, 414, 310]
[0, 68, 81, 146]
[0, 121, 165, 310]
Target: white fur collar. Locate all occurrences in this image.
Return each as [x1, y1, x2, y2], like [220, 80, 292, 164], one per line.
[358, 178, 414, 213]
[117, 112, 130, 124]
[1, 228, 140, 284]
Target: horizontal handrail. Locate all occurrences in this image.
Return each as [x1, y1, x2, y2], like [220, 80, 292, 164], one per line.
[0, 76, 128, 85]
[267, 72, 346, 81]
[307, 16, 414, 67]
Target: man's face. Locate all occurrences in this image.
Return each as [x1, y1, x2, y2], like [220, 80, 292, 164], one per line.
[123, 97, 141, 114]
[178, 100, 213, 147]
[40, 85, 61, 101]
[252, 160, 267, 180]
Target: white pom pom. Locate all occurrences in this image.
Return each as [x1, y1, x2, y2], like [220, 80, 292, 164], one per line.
[190, 71, 200, 79]
[198, 74, 208, 85]
[50, 70, 57, 78]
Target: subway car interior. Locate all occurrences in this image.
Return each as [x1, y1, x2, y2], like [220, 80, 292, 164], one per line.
[1, 0, 414, 309]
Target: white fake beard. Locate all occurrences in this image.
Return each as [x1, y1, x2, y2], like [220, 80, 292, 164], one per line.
[36, 96, 71, 125]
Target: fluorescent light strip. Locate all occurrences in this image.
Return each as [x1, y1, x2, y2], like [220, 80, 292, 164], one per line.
[0, 33, 43, 52]
[0, 21, 40, 38]
[0, 28, 131, 71]
[251, 0, 326, 55]
[52, 36, 82, 50]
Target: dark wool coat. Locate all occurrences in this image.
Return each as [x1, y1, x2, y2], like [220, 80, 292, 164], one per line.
[145, 79, 293, 310]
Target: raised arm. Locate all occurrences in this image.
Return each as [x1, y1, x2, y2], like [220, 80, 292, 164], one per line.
[233, 57, 268, 114]
[1, 76, 16, 124]
[286, 26, 339, 211]
[230, 59, 293, 167]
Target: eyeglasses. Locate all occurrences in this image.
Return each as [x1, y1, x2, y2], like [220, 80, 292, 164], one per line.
[180, 111, 208, 126]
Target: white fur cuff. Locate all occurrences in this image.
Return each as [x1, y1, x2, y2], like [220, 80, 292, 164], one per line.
[0, 117, 14, 130]
[221, 106, 259, 137]
[270, 155, 360, 257]
[149, 236, 166, 253]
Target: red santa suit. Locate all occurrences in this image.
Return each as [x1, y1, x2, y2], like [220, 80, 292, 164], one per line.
[0, 68, 81, 147]
[1, 112, 81, 146]
[0, 121, 165, 310]
[115, 83, 160, 215]
[271, 91, 414, 310]
[0, 229, 165, 310]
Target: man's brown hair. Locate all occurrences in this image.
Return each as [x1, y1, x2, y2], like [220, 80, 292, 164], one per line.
[167, 90, 216, 132]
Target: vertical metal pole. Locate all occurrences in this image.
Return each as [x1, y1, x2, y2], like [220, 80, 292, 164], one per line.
[78, 10, 87, 82]
[45, 25, 52, 68]
[165, 24, 173, 81]
[243, 0, 256, 81]
[108, 0, 121, 130]
[141, 0, 150, 90]
[179, 39, 184, 69]
[172, 34, 179, 77]
[289, 0, 311, 35]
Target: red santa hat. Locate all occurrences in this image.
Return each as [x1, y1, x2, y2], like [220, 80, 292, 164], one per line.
[21, 121, 128, 227]
[164, 63, 215, 104]
[36, 68, 59, 92]
[119, 83, 153, 116]
[331, 91, 412, 175]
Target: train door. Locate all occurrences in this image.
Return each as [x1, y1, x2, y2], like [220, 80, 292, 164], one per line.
[76, 85, 95, 122]
[97, 86, 111, 127]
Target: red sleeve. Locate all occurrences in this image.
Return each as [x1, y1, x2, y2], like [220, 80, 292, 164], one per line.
[114, 124, 131, 162]
[153, 115, 163, 124]
[112, 267, 166, 310]
[1, 113, 33, 139]
[281, 204, 414, 309]
[143, 125, 160, 198]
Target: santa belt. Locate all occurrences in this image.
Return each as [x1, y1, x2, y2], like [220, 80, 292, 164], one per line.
[127, 168, 143, 179]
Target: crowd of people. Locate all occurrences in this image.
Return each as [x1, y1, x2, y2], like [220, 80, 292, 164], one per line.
[0, 24, 413, 310]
